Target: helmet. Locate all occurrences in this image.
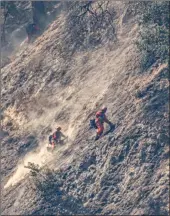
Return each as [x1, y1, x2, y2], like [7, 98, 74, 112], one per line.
[101, 106, 107, 113]
[56, 127, 61, 131]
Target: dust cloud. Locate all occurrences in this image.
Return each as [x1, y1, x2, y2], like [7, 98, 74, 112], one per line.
[4, 137, 74, 189]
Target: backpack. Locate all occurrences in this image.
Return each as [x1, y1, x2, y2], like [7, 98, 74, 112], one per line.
[89, 119, 97, 129]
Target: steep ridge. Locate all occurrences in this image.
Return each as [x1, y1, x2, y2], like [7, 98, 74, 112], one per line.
[1, 2, 169, 215]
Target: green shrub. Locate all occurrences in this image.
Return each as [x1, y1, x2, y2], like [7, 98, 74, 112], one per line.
[135, 2, 169, 71]
[25, 162, 62, 194]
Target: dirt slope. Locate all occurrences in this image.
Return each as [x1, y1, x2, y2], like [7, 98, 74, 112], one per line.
[1, 2, 169, 215]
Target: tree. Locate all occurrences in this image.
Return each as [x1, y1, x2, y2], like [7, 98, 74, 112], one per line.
[63, 1, 116, 53]
[31, 1, 47, 30]
[135, 2, 169, 70]
[0, 2, 18, 45]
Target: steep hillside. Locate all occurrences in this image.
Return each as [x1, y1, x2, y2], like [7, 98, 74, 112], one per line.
[1, 2, 169, 215]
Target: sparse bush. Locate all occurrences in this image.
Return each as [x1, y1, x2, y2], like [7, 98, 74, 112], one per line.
[25, 162, 63, 195]
[135, 2, 169, 71]
[24, 162, 91, 215]
[62, 1, 116, 55]
[0, 1, 32, 45]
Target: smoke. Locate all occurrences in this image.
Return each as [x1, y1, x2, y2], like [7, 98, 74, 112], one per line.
[3, 103, 83, 190]
[4, 143, 48, 189]
[3, 87, 89, 189]
[4, 137, 74, 189]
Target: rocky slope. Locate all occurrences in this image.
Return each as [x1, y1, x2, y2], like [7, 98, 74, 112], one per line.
[1, 2, 169, 215]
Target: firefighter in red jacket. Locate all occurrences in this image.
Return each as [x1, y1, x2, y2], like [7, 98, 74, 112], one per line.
[49, 127, 67, 149]
[95, 107, 114, 141]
